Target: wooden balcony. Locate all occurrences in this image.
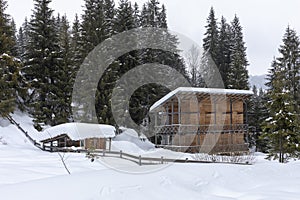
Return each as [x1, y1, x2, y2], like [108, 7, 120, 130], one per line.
[153, 124, 249, 154]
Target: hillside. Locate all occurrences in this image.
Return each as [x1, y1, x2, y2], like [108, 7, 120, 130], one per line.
[1, 113, 300, 199]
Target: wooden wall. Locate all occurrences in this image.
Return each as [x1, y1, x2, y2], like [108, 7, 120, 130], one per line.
[158, 96, 248, 153]
[170, 133, 247, 153]
[165, 97, 245, 126]
[84, 138, 106, 150]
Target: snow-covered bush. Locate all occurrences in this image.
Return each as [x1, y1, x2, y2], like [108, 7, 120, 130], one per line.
[192, 153, 255, 164]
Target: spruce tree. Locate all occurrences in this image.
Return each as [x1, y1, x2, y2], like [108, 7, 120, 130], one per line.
[277, 26, 300, 121]
[248, 86, 268, 151]
[54, 15, 73, 124]
[74, 0, 117, 123]
[0, 0, 16, 55]
[96, 0, 144, 125]
[217, 16, 232, 88]
[133, 0, 187, 126]
[0, 55, 22, 116]
[227, 15, 249, 89]
[263, 27, 300, 162]
[133, 2, 140, 27]
[16, 18, 30, 60]
[80, 0, 114, 57]
[0, 0, 24, 116]
[203, 7, 219, 65]
[70, 14, 82, 69]
[23, 0, 62, 129]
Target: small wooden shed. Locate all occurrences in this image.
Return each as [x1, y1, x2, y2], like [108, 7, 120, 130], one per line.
[40, 123, 115, 151]
[150, 87, 253, 154]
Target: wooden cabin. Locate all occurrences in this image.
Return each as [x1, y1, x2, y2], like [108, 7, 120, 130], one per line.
[40, 123, 115, 151]
[150, 87, 253, 154]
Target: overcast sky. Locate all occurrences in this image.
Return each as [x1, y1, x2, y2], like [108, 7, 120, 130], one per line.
[6, 0, 300, 75]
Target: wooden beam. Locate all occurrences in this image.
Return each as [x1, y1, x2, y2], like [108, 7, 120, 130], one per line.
[243, 100, 249, 125]
[178, 95, 181, 146]
[171, 101, 174, 125]
[230, 98, 233, 130]
[213, 100, 217, 124]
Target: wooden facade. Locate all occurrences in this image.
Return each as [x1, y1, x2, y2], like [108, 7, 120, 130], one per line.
[41, 134, 111, 151]
[150, 88, 253, 154]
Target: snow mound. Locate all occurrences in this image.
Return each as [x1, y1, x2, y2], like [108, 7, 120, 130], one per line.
[112, 128, 155, 153]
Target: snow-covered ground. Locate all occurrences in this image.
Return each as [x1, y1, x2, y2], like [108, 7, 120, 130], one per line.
[1, 112, 300, 200]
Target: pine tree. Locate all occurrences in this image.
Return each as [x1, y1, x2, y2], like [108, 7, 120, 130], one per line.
[70, 14, 82, 68]
[248, 86, 268, 151]
[23, 0, 62, 129]
[0, 0, 24, 116]
[16, 18, 30, 60]
[0, 55, 22, 116]
[73, 0, 117, 123]
[203, 7, 219, 65]
[10, 19, 18, 56]
[227, 15, 249, 89]
[114, 0, 135, 32]
[133, 2, 140, 27]
[217, 16, 232, 88]
[103, 0, 116, 36]
[263, 27, 300, 162]
[0, 0, 16, 55]
[277, 26, 300, 121]
[54, 14, 73, 124]
[133, 0, 187, 126]
[106, 0, 138, 126]
[80, 0, 114, 57]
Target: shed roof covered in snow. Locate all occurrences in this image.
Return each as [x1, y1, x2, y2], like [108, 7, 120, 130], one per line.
[150, 87, 253, 111]
[39, 123, 115, 142]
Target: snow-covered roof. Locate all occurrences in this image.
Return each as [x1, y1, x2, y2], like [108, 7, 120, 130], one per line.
[40, 123, 115, 141]
[150, 87, 253, 111]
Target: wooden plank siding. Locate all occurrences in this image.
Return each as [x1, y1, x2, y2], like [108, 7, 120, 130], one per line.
[153, 92, 251, 154]
[84, 138, 106, 150]
[41, 135, 109, 150]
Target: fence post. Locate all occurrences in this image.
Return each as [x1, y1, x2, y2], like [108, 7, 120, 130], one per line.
[139, 155, 142, 166]
[161, 156, 164, 164]
[120, 150, 123, 158]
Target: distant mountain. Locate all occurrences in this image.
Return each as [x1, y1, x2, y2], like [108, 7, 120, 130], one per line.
[249, 75, 267, 90]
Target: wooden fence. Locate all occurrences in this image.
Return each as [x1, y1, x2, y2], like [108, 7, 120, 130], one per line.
[6, 114, 252, 166]
[42, 145, 251, 166]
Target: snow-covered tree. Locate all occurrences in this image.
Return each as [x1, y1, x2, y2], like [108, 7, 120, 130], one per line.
[0, 0, 25, 116]
[227, 15, 249, 90]
[0, 0, 16, 55]
[203, 7, 219, 65]
[217, 16, 232, 88]
[248, 86, 268, 151]
[263, 27, 300, 162]
[23, 0, 62, 129]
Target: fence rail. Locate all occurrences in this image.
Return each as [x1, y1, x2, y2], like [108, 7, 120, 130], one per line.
[5, 115, 43, 150]
[41, 145, 251, 165]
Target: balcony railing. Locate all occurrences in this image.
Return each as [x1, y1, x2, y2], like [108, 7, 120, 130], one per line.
[154, 124, 249, 135]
